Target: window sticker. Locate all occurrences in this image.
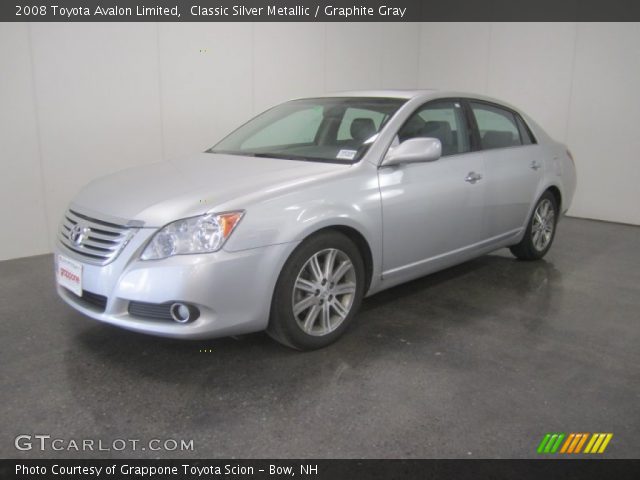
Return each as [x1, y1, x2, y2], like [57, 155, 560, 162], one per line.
[336, 149, 357, 160]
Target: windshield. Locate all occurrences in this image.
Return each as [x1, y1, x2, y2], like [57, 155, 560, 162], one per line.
[208, 97, 406, 163]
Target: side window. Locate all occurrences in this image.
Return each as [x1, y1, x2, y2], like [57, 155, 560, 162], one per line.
[470, 102, 522, 150]
[242, 106, 323, 149]
[515, 114, 536, 145]
[337, 108, 386, 141]
[397, 101, 470, 156]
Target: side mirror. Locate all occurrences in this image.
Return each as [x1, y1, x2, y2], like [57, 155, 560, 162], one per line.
[382, 137, 442, 166]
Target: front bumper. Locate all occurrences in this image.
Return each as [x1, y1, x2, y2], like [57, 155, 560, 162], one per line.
[54, 229, 297, 339]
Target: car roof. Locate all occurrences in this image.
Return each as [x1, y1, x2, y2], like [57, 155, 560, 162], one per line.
[319, 89, 437, 100]
[315, 89, 525, 114]
[285, 90, 548, 144]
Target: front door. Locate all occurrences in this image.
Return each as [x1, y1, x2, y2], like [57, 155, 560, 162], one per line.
[379, 100, 486, 285]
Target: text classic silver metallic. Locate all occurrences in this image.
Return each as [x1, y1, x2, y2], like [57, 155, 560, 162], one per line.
[55, 90, 576, 350]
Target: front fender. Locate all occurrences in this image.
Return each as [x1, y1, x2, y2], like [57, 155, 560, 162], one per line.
[222, 169, 384, 292]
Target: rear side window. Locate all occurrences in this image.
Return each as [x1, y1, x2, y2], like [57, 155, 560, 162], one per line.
[470, 102, 522, 150]
[515, 114, 536, 145]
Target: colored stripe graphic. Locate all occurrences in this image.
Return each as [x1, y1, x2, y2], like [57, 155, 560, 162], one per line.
[568, 433, 581, 453]
[539, 433, 613, 454]
[537, 433, 565, 453]
[574, 433, 589, 453]
[597, 434, 613, 453]
[537, 434, 552, 453]
[585, 433, 613, 453]
[563, 433, 588, 454]
[550, 434, 565, 453]
[584, 433, 598, 453]
[560, 433, 575, 453]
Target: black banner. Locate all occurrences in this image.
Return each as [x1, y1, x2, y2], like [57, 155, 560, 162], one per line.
[3, 0, 640, 22]
[2, 459, 640, 480]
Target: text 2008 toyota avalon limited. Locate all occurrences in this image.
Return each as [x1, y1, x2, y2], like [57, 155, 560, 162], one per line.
[55, 90, 576, 350]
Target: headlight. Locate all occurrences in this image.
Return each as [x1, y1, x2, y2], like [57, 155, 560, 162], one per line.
[140, 211, 244, 260]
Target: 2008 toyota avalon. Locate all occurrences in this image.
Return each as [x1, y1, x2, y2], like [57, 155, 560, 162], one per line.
[55, 90, 577, 350]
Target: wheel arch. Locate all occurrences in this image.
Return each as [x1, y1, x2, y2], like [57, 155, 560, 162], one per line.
[546, 185, 562, 213]
[266, 222, 375, 350]
[284, 224, 374, 296]
[309, 225, 374, 293]
[529, 183, 563, 222]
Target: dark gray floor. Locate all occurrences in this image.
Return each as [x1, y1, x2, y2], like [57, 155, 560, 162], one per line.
[1, 217, 639, 459]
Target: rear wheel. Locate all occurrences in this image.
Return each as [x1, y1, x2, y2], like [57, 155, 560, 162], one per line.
[510, 191, 558, 261]
[267, 231, 365, 350]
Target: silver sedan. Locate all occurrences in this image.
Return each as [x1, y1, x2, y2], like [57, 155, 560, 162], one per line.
[54, 90, 577, 350]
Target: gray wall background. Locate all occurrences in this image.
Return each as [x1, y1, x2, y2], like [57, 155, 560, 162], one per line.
[1, 22, 639, 261]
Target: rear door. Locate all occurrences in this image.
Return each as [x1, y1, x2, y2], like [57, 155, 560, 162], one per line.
[467, 101, 542, 239]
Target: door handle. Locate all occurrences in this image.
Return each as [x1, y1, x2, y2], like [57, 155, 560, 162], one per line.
[530, 160, 541, 171]
[465, 172, 483, 184]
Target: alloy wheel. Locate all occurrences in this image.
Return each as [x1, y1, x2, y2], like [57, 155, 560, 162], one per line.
[291, 248, 357, 336]
[531, 198, 555, 252]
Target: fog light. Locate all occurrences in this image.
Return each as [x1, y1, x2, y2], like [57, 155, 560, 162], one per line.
[169, 303, 199, 323]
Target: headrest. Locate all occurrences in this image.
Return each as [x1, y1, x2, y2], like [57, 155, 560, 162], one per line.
[350, 118, 377, 142]
[398, 116, 425, 141]
[482, 131, 515, 149]
[422, 121, 453, 146]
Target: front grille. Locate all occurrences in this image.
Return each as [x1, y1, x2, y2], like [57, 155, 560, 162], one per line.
[58, 209, 133, 265]
[62, 286, 108, 312]
[81, 290, 108, 311]
[128, 301, 173, 321]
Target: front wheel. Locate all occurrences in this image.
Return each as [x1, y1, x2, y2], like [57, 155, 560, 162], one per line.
[267, 231, 365, 350]
[510, 191, 558, 261]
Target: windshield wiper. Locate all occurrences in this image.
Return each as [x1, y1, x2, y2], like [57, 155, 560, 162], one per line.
[210, 150, 342, 163]
[206, 149, 252, 156]
[252, 153, 309, 161]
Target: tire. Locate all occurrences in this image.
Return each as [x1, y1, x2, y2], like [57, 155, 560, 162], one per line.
[267, 230, 366, 350]
[510, 191, 558, 261]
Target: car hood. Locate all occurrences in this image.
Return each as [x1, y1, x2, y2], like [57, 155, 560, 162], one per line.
[72, 153, 346, 227]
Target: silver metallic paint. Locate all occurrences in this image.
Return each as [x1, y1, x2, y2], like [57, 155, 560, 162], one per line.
[55, 90, 576, 339]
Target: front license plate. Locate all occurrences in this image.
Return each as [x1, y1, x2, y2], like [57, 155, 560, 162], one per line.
[57, 255, 82, 297]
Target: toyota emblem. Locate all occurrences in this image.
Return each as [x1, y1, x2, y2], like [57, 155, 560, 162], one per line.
[69, 223, 89, 246]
